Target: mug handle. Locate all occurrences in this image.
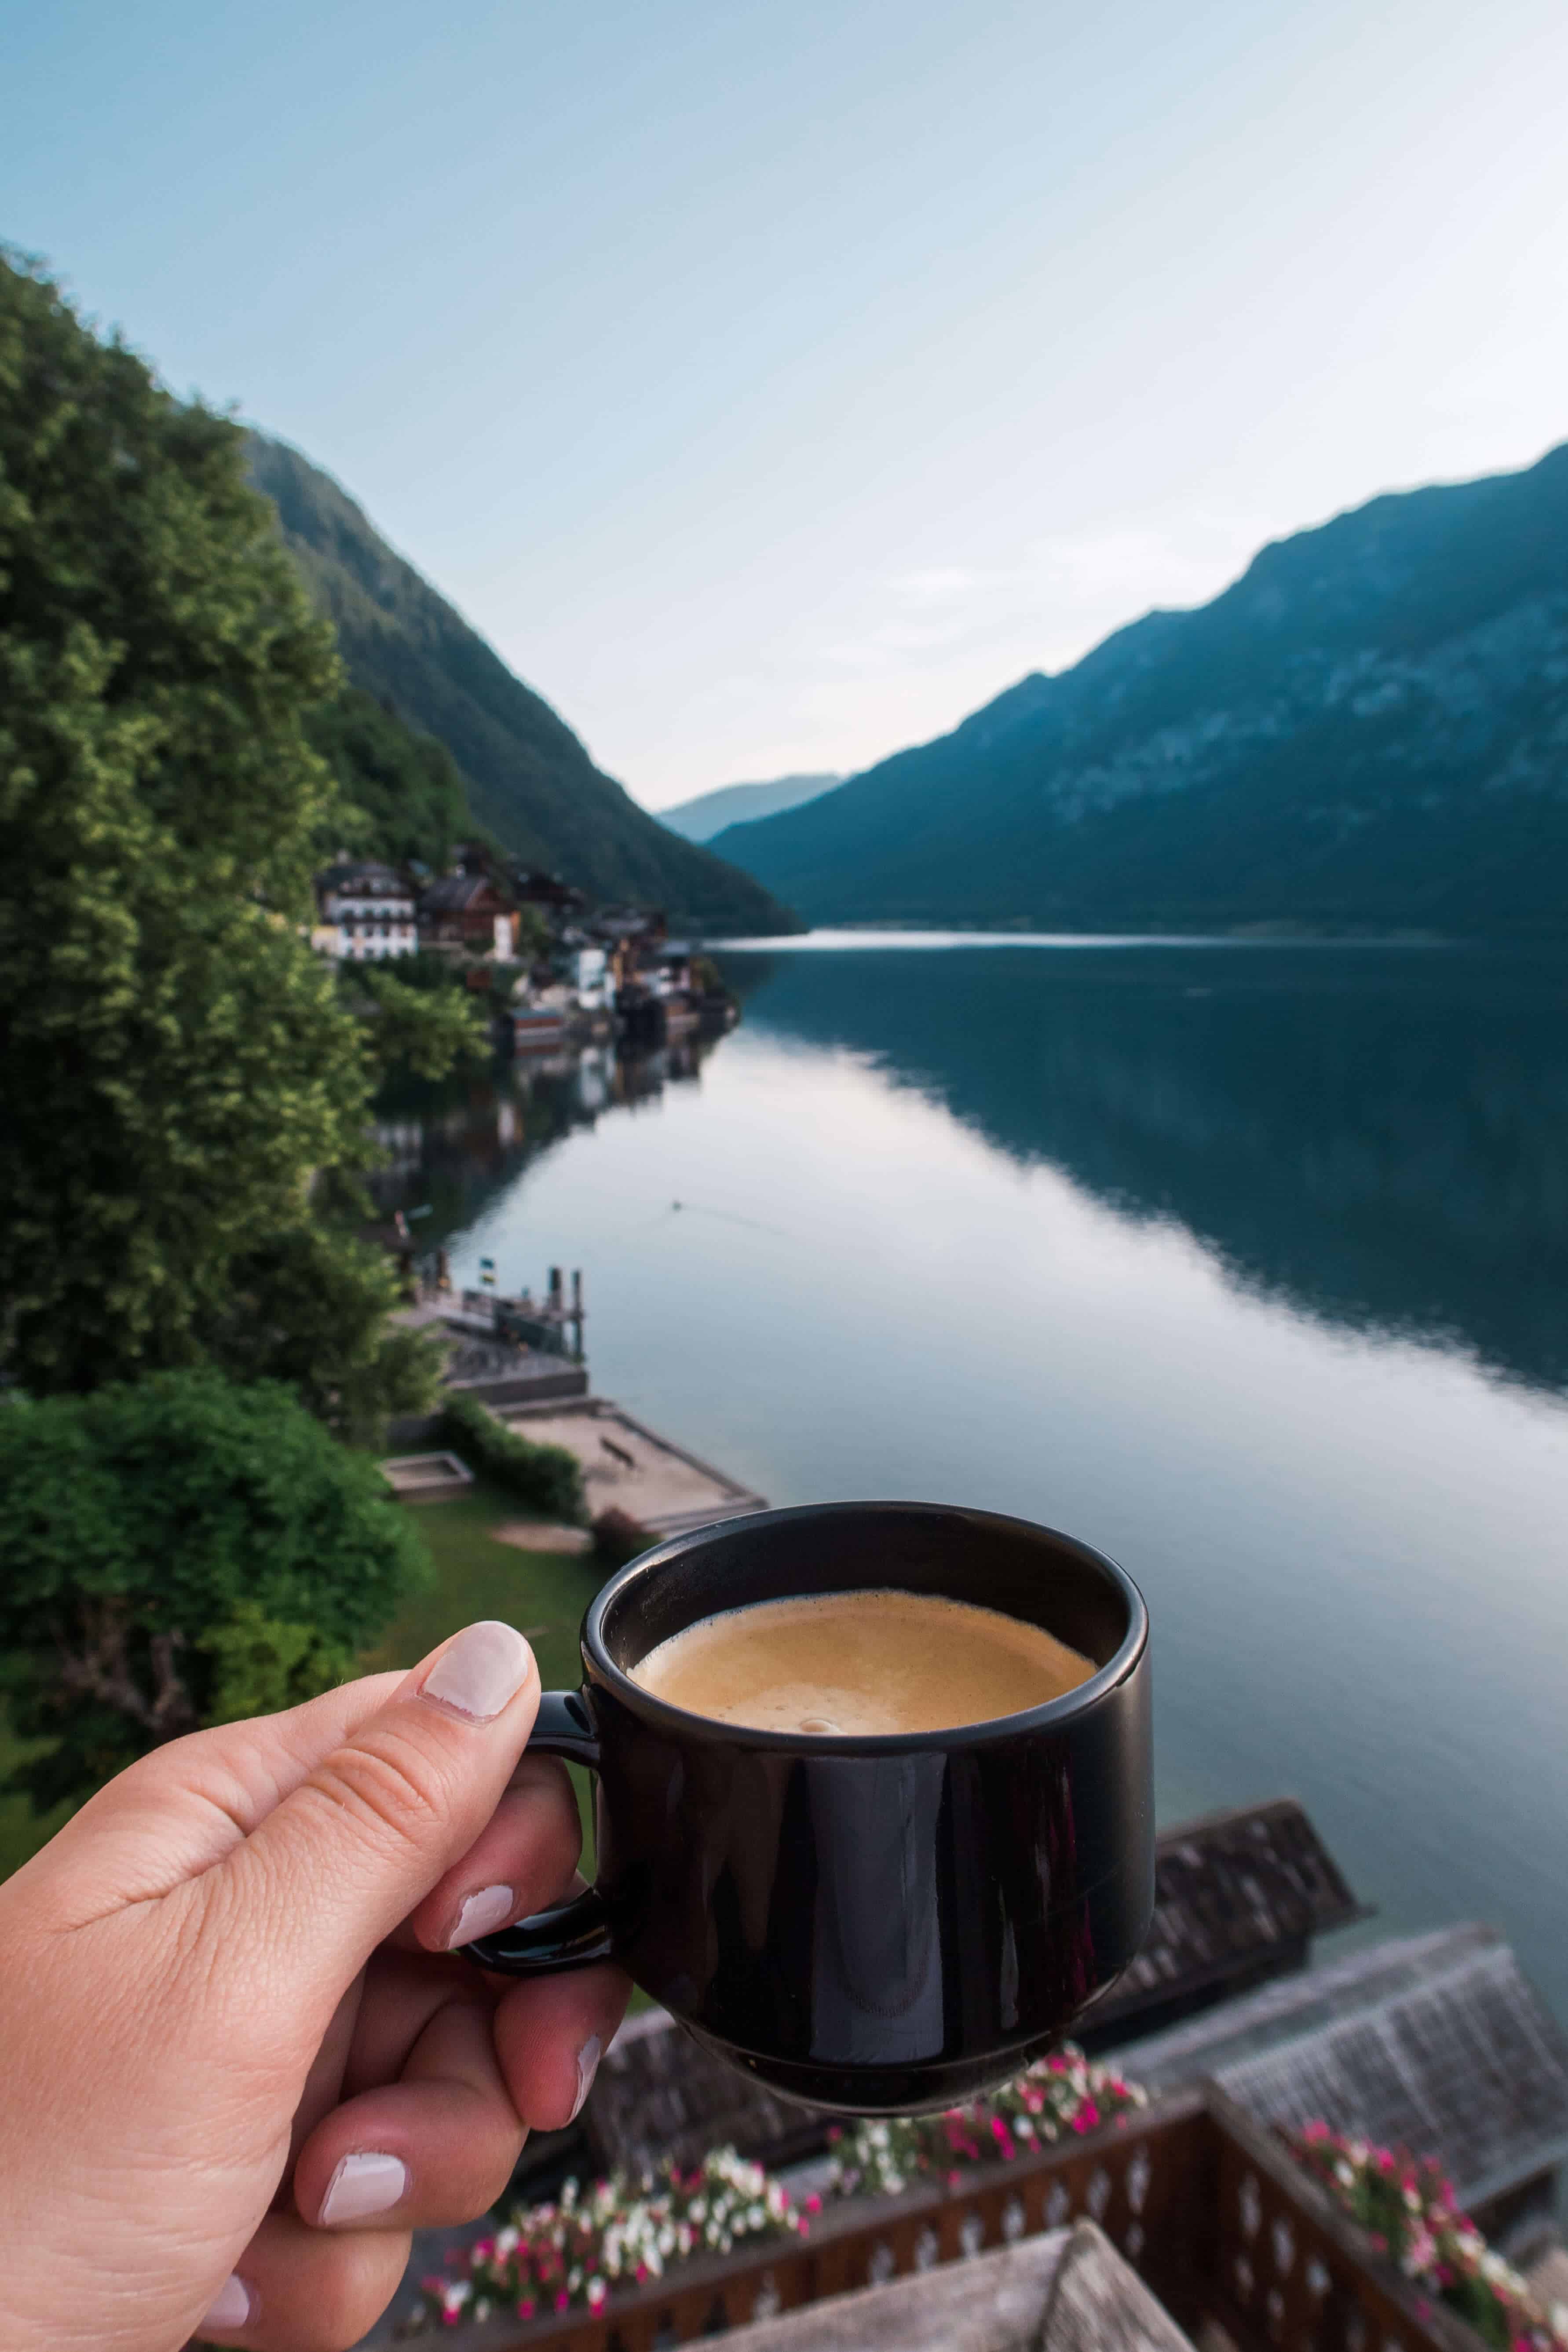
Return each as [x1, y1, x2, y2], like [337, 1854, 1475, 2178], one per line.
[457, 1690, 618, 1975]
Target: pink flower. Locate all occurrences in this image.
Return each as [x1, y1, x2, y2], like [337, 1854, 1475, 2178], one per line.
[804, 2194, 822, 2214]
[556, 2289, 569, 2312]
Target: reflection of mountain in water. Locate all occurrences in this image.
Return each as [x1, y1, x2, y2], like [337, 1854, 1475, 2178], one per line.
[371, 1037, 721, 1247]
[724, 946, 1568, 1396]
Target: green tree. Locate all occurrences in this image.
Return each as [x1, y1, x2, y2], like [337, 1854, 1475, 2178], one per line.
[355, 962, 492, 1081]
[0, 1372, 432, 1812]
[304, 684, 472, 871]
[0, 251, 452, 1426]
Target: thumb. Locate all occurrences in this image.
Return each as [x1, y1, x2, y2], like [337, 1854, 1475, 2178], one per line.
[224, 1620, 541, 1997]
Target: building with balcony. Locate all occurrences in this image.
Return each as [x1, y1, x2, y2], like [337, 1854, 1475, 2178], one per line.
[314, 860, 418, 959]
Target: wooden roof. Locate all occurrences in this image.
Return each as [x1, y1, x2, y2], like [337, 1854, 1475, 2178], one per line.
[1117, 1923, 1568, 2209]
[1080, 1797, 1365, 2042]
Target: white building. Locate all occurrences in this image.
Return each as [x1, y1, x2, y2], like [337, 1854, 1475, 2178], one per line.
[570, 945, 612, 1011]
[314, 861, 418, 960]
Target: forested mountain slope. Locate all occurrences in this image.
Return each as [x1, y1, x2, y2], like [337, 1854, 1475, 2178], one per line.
[716, 443, 1568, 934]
[248, 434, 792, 933]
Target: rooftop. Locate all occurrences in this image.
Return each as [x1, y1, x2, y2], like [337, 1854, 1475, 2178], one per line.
[1080, 1796, 1366, 2045]
[317, 859, 410, 894]
[1115, 1921, 1568, 2213]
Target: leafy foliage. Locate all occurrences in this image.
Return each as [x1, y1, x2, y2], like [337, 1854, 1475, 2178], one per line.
[0, 252, 462, 1426]
[246, 431, 796, 936]
[440, 1391, 585, 1522]
[427, 2046, 1142, 2330]
[353, 963, 492, 1082]
[1292, 2124, 1568, 2352]
[431, 2150, 805, 2328]
[197, 1601, 358, 1727]
[828, 2047, 1144, 2199]
[0, 1372, 431, 1809]
[197, 1222, 442, 1447]
[305, 683, 473, 871]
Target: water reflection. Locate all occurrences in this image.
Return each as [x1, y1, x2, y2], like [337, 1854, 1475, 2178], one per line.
[721, 944, 1568, 1397]
[370, 1035, 725, 1242]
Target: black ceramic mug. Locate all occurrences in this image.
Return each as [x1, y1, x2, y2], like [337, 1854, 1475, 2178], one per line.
[462, 1500, 1152, 2114]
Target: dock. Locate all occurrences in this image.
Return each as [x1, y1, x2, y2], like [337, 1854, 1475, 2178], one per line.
[498, 1396, 767, 1536]
[385, 1269, 766, 1537]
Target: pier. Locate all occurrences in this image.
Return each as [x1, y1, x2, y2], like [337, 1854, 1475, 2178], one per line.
[386, 1262, 765, 1538]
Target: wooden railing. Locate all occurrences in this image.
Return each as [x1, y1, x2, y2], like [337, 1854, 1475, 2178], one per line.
[440, 2085, 1480, 2352]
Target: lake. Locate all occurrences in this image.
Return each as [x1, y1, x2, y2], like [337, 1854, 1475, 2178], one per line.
[378, 937, 1568, 2029]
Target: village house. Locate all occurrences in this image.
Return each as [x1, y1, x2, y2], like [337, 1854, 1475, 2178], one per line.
[510, 867, 588, 920]
[417, 868, 518, 956]
[313, 859, 418, 959]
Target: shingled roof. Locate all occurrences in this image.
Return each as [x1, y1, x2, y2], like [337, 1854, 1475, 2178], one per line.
[1116, 1923, 1568, 2215]
[1078, 1798, 1365, 2046]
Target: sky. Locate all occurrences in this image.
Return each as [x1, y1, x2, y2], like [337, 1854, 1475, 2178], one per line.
[5, 0, 1568, 808]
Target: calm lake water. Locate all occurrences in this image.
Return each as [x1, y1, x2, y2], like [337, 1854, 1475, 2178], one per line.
[379, 938, 1568, 2030]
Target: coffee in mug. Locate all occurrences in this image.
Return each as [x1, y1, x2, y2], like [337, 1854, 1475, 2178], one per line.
[630, 1588, 1094, 1734]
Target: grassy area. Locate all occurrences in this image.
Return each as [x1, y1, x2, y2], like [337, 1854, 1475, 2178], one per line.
[362, 1477, 602, 1691]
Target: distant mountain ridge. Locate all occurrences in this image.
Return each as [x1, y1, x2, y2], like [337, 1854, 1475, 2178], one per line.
[657, 772, 841, 843]
[247, 435, 793, 933]
[715, 443, 1568, 934]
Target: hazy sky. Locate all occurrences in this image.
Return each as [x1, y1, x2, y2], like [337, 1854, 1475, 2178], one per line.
[6, 0, 1568, 808]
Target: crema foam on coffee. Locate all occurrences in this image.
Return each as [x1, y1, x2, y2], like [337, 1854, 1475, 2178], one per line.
[629, 1588, 1094, 1735]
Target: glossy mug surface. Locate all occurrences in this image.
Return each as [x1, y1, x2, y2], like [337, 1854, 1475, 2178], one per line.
[463, 1501, 1153, 2114]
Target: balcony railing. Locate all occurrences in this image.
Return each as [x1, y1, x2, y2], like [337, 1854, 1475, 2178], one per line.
[436, 2084, 1480, 2352]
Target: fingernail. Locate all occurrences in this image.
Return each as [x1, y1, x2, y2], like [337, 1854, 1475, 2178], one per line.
[200, 2274, 254, 2331]
[570, 2033, 603, 2121]
[319, 2150, 410, 2227]
[448, 1883, 516, 1948]
[421, 1622, 532, 1722]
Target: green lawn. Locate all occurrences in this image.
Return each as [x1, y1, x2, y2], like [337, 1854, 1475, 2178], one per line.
[362, 1478, 602, 1694]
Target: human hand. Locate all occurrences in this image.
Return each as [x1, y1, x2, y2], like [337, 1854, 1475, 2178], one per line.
[0, 1620, 630, 2352]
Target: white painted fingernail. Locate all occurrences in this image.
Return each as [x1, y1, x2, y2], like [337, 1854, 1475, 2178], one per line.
[200, 2273, 254, 2331]
[570, 2033, 603, 2121]
[421, 1622, 532, 1722]
[449, 1883, 515, 1948]
[319, 2150, 409, 2227]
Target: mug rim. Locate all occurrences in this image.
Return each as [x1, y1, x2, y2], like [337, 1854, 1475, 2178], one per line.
[580, 1498, 1148, 1754]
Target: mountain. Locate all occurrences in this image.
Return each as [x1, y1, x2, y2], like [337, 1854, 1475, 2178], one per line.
[714, 444, 1568, 935]
[246, 435, 793, 934]
[656, 772, 841, 844]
